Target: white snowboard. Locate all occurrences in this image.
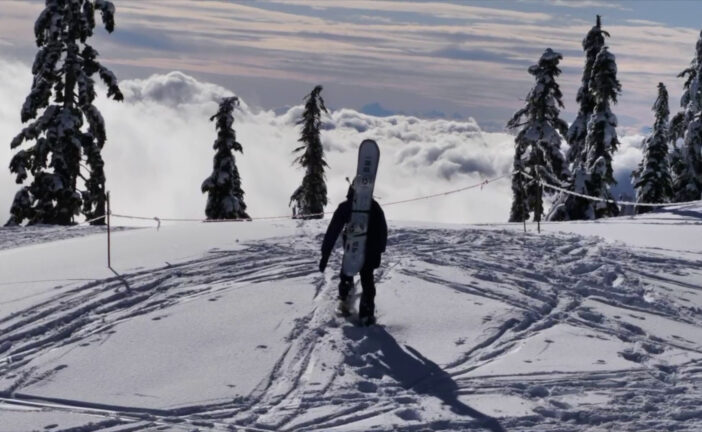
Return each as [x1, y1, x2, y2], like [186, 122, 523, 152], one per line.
[342, 139, 380, 277]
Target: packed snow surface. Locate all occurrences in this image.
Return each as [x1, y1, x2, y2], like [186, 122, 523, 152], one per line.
[0, 204, 701, 431]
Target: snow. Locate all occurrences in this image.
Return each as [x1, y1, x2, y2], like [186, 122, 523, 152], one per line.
[0, 222, 296, 325]
[21, 279, 314, 411]
[0, 402, 119, 432]
[479, 203, 702, 253]
[0, 204, 701, 431]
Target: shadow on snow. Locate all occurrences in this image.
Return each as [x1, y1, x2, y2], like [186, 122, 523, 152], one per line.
[344, 325, 506, 432]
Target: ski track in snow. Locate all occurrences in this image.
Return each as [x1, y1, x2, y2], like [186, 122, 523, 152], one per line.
[1, 223, 701, 431]
[0, 225, 132, 251]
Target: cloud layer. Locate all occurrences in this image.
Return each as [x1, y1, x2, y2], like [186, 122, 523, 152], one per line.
[0, 1, 700, 131]
[0, 61, 643, 225]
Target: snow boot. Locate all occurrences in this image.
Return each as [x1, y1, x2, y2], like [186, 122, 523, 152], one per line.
[359, 315, 376, 327]
[337, 298, 352, 317]
[358, 296, 375, 326]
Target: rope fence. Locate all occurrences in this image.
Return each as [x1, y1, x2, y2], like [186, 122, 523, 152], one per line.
[108, 173, 513, 225]
[6, 170, 697, 274]
[36, 171, 696, 234]
[65, 214, 107, 227]
[101, 171, 695, 247]
[515, 170, 701, 208]
[106, 171, 694, 228]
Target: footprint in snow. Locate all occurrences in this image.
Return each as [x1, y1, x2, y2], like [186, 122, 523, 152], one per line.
[549, 399, 571, 409]
[528, 385, 550, 398]
[395, 408, 422, 421]
[357, 381, 378, 393]
[358, 365, 383, 379]
[620, 322, 645, 335]
[643, 343, 664, 354]
[655, 364, 677, 374]
[578, 309, 604, 323]
[619, 350, 647, 363]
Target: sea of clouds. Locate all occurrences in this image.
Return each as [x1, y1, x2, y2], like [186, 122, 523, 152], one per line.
[0, 59, 643, 225]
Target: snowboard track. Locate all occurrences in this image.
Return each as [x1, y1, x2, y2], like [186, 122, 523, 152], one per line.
[1, 227, 701, 431]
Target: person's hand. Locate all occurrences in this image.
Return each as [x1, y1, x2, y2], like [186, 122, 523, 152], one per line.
[319, 255, 329, 272]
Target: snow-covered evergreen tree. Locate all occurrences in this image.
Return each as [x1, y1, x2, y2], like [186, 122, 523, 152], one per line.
[669, 144, 687, 200]
[6, 0, 123, 226]
[507, 48, 568, 223]
[632, 83, 673, 213]
[566, 15, 609, 164]
[290, 85, 328, 219]
[201, 97, 249, 221]
[670, 31, 702, 202]
[548, 16, 611, 221]
[508, 146, 529, 223]
[581, 46, 622, 218]
[549, 21, 621, 221]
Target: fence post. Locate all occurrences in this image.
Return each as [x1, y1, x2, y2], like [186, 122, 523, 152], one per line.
[536, 171, 542, 234]
[107, 191, 111, 268]
[537, 181, 542, 234]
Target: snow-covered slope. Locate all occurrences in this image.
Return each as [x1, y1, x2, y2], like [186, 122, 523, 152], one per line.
[0, 205, 701, 432]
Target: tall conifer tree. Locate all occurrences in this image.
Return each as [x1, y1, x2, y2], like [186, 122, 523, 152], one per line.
[7, 0, 123, 226]
[549, 16, 607, 220]
[290, 85, 328, 219]
[507, 49, 568, 223]
[670, 31, 702, 202]
[201, 97, 249, 220]
[582, 46, 622, 218]
[549, 17, 621, 220]
[632, 83, 673, 213]
[566, 15, 608, 164]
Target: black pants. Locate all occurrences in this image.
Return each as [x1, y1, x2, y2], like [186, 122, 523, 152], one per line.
[339, 265, 376, 318]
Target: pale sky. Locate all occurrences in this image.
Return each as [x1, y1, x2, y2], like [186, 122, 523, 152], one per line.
[1, 0, 701, 131]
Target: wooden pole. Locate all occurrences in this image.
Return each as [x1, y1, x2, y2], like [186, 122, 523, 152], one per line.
[537, 175, 542, 234]
[107, 191, 111, 268]
[519, 172, 527, 233]
[536, 191, 544, 234]
[105, 192, 131, 292]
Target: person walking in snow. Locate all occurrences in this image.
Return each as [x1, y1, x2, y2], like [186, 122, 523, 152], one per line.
[319, 186, 387, 325]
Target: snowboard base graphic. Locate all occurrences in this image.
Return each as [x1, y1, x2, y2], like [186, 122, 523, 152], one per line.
[341, 139, 380, 277]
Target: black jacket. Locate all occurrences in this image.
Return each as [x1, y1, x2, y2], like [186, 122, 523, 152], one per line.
[321, 199, 387, 269]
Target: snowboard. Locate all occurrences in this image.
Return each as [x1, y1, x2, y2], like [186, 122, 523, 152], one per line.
[341, 139, 380, 277]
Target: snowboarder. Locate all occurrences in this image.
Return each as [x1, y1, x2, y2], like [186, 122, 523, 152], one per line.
[319, 186, 387, 325]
